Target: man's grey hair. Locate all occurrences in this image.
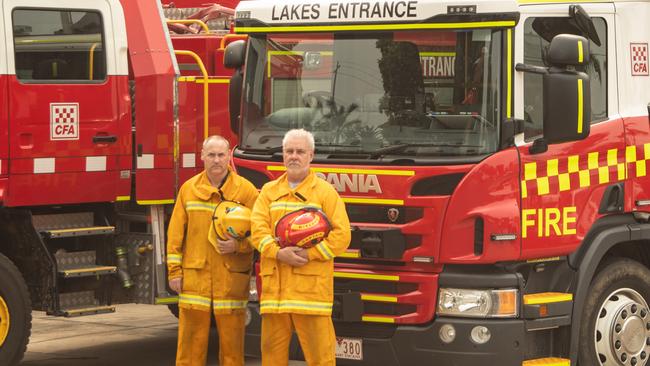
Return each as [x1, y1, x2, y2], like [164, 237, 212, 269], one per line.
[202, 135, 230, 151]
[282, 129, 315, 151]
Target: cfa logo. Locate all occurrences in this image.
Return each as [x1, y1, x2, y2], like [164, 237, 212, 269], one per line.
[315, 172, 382, 193]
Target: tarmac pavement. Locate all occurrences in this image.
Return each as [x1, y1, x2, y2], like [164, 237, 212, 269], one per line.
[20, 304, 305, 366]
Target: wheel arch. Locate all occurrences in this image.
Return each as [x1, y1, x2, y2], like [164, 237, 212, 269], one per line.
[568, 214, 650, 364]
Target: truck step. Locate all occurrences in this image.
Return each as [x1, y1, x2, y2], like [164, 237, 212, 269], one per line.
[55, 290, 114, 317]
[58, 265, 117, 278]
[55, 250, 115, 278]
[522, 358, 570, 366]
[61, 305, 116, 317]
[43, 226, 115, 238]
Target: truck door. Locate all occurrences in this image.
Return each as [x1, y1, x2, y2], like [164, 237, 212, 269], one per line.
[3, 0, 131, 206]
[515, 4, 619, 258]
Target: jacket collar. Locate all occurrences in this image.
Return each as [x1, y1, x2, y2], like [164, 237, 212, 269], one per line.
[190, 166, 240, 201]
[268, 170, 318, 202]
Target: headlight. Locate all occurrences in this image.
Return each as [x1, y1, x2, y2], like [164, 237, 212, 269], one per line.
[249, 276, 258, 301]
[437, 288, 518, 318]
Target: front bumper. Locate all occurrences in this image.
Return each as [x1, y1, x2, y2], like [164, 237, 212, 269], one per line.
[244, 303, 526, 365]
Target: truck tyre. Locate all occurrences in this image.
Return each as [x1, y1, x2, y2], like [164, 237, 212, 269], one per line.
[578, 258, 650, 366]
[0, 253, 31, 366]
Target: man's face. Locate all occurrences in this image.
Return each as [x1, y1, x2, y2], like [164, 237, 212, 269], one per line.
[202, 140, 230, 179]
[283, 137, 314, 178]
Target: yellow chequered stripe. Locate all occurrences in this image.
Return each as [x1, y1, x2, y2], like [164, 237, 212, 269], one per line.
[167, 254, 182, 264]
[522, 143, 650, 198]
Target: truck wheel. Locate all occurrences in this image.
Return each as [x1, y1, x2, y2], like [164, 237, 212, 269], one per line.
[579, 258, 650, 366]
[0, 253, 31, 366]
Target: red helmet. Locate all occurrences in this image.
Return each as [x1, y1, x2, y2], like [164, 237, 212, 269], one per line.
[275, 208, 331, 248]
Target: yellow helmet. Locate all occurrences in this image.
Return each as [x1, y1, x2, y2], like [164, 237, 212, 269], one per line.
[208, 201, 252, 247]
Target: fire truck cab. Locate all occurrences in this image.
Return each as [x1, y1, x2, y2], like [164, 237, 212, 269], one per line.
[226, 0, 650, 364]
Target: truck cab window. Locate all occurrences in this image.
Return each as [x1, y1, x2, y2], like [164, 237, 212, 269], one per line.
[12, 9, 106, 82]
[523, 17, 607, 141]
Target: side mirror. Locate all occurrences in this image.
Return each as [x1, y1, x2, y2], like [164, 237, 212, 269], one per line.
[543, 34, 590, 144]
[224, 40, 247, 134]
[224, 40, 246, 69]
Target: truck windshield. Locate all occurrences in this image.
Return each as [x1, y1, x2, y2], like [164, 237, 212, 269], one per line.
[240, 30, 503, 158]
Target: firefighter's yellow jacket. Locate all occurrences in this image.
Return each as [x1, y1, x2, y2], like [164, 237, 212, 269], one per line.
[167, 168, 258, 313]
[251, 171, 351, 316]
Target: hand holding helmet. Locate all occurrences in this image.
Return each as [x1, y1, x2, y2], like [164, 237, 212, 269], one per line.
[208, 201, 252, 253]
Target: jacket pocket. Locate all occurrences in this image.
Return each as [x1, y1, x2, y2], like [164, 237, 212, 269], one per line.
[291, 264, 322, 294]
[259, 264, 279, 297]
[226, 271, 251, 298]
[224, 252, 252, 273]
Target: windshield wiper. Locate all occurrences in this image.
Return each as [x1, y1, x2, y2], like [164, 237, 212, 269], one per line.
[369, 143, 482, 158]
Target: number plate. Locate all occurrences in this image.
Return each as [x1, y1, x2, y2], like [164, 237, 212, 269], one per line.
[335, 337, 363, 361]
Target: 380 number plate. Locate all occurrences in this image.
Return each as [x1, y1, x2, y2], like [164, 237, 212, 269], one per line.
[335, 337, 363, 360]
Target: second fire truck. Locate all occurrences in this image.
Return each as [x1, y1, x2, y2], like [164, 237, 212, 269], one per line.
[223, 0, 650, 364]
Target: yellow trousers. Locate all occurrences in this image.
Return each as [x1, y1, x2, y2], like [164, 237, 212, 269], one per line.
[176, 307, 246, 366]
[261, 313, 336, 366]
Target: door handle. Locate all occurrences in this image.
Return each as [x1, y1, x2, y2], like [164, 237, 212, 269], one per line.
[93, 135, 118, 143]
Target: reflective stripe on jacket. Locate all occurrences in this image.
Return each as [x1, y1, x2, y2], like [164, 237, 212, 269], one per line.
[251, 171, 351, 315]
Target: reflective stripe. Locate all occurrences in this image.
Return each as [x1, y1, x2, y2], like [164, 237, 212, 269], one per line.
[167, 254, 182, 264]
[577, 79, 583, 133]
[577, 40, 584, 64]
[137, 199, 174, 205]
[85, 156, 107, 172]
[269, 202, 322, 211]
[213, 300, 248, 309]
[34, 158, 55, 174]
[260, 300, 332, 312]
[342, 197, 404, 206]
[267, 165, 414, 176]
[316, 242, 334, 260]
[179, 294, 212, 308]
[334, 272, 399, 281]
[186, 201, 217, 212]
[259, 235, 275, 253]
[507, 29, 512, 119]
[362, 315, 395, 323]
[236, 21, 516, 34]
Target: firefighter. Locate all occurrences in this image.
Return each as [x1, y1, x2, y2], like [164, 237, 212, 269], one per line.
[251, 128, 351, 366]
[167, 135, 259, 366]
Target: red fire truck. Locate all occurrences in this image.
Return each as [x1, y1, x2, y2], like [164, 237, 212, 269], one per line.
[0, 0, 239, 364]
[223, 0, 650, 364]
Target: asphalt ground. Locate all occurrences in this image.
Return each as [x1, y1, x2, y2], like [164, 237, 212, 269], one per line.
[20, 304, 305, 366]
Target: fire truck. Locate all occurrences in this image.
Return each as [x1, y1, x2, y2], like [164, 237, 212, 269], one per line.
[223, 0, 650, 364]
[0, 0, 240, 364]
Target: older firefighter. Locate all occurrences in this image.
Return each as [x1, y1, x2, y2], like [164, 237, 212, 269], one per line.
[251, 129, 351, 366]
[167, 135, 258, 366]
